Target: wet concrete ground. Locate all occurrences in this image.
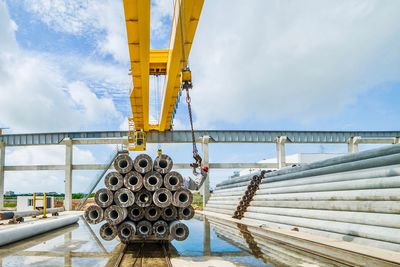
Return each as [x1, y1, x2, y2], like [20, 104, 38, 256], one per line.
[0, 214, 340, 266]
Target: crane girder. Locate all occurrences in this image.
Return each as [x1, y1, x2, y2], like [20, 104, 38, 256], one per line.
[123, 0, 204, 133]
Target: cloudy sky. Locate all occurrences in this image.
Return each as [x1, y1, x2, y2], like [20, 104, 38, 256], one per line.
[1, 0, 399, 193]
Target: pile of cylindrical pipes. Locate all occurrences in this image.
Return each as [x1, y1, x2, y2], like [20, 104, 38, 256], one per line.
[84, 153, 194, 243]
[204, 171, 263, 216]
[206, 144, 400, 252]
[232, 171, 264, 219]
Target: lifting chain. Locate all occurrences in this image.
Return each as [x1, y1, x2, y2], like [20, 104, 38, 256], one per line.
[184, 87, 202, 170]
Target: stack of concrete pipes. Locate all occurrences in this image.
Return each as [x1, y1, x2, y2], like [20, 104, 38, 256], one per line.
[206, 144, 400, 252]
[84, 153, 194, 243]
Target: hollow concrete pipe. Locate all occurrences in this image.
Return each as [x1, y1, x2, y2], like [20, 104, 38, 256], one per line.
[143, 171, 163, 191]
[137, 220, 153, 238]
[104, 171, 124, 191]
[0, 207, 65, 220]
[95, 188, 114, 208]
[257, 176, 400, 195]
[252, 188, 400, 201]
[217, 172, 261, 187]
[100, 222, 118, 241]
[104, 205, 128, 225]
[117, 221, 136, 243]
[124, 171, 143, 192]
[114, 154, 133, 174]
[153, 154, 173, 174]
[133, 154, 153, 174]
[173, 188, 193, 208]
[84, 205, 104, 224]
[249, 200, 400, 214]
[128, 204, 145, 221]
[178, 206, 195, 220]
[243, 212, 400, 244]
[114, 188, 135, 208]
[161, 205, 178, 221]
[153, 188, 173, 208]
[153, 220, 169, 238]
[164, 171, 183, 191]
[264, 153, 400, 184]
[169, 221, 189, 241]
[135, 189, 152, 207]
[245, 206, 400, 228]
[262, 164, 400, 188]
[266, 144, 400, 179]
[144, 205, 161, 221]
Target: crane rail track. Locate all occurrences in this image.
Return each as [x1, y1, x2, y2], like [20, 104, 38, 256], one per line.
[113, 242, 172, 267]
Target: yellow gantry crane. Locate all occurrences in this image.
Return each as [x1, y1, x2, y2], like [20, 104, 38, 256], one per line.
[123, 0, 204, 151]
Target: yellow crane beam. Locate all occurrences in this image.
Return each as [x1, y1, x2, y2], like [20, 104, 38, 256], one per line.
[124, 0, 150, 131]
[158, 0, 204, 131]
[123, 0, 203, 135]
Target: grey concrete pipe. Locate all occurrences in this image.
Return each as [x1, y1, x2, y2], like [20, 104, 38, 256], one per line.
[133, 153, 153, 173]
[204, 207, 235, 216]
[0, 214, 80, 246]
[164, 171, 183, 191]
[104, 205, 128, 225]
[128, 204, 145, 221]
[264, 153, 400, 184]
[262, 164, 400, 188]
[173, 188, 193, 208]
[153, 154, 173, 174]
[84, 205, 104, 224]
[117, 221, 136, 243]
[0, 207, 64, 220]
[266, 144, 400, 178]
[114, 188, 135, 208]
[252, 188, 400, 201]
[245, 206, 400, 228]
[243, 212, 400, 244]
[153, 220, 169, 238]
[104, 171, 124, 191]
[153, 188, 173, 208]
[124, 171, 143, 191]
[257, 176, 400, 195]
[217, 172, 260, 187]
[144, 205, 161, 221]
[137, 220, 153, 238]
[100, 222, 118, 241]
[114, 153, 133, 174]
[248, 223, 400, 253]
[143, 171, 163, 191]
[249, 200, 400, 213]
[161, 205, 177, 221]
[95, 188, 114, 208]
[178, 206, 194, 220]
[169, 221, 189, 241]
[135, 189, 152, 207]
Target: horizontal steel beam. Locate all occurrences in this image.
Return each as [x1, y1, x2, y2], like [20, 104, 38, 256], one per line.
[4, 162, 281, 171]
[1, 130, 400, 146]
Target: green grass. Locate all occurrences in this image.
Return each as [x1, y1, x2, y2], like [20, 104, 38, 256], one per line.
[4, 202, 16, 208]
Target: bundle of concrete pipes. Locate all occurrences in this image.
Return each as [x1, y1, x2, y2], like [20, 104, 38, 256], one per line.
[84, 153, 194, 243]
[206, 144, 400, 252]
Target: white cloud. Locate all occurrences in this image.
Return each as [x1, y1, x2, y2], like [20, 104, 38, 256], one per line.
[0, 2, 125, 132]
[151, 0, 173, 45]
[190, 0, 400, 127]
[22, 0, 129, 64]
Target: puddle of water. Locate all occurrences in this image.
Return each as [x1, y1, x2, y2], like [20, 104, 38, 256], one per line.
[0, 215, 336, 266]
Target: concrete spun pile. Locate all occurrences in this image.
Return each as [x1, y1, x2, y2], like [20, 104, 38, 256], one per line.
[84, 153, 194, 243]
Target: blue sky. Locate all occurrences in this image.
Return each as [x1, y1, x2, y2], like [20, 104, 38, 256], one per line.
[1, 0, 399, 193]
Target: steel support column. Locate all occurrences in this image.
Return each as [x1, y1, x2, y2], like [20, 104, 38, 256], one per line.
[0, 142, 5, 210]
[348, 136, 361, 154]
[64, 138, 73, 211]
[201, 136, 210, 206]
[203, 216, 211, 256]
[276, 136, 287, 169]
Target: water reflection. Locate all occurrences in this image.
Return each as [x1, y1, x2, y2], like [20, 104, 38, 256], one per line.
[0, 214, 337, 266]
